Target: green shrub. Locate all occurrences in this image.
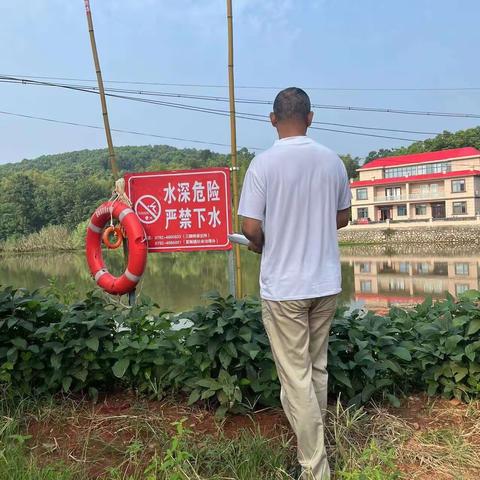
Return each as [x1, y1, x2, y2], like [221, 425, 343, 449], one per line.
[410, 291, 480, 400]
[177, 294, 279, 415]
[1, 285, 480, 414]
[328, 307, 416, 407]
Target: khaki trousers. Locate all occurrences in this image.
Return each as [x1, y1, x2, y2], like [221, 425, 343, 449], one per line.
[262, 295, 337, 480]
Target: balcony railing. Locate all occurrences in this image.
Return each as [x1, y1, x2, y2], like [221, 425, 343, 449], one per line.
[374, 195, 406, 202]
[373, 191, 446, 203]
[408, 191, 445, 200]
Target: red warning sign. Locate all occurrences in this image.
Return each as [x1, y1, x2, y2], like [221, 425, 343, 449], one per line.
[125, 168, 232, 252]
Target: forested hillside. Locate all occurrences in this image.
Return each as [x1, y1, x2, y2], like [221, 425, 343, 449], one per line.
[364, 126, 480, 164]
[0, 145, 253, 241]
[1, 126, 478, 242]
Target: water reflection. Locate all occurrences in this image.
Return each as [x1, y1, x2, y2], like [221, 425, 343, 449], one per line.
[343, 250, 480, 312]
[1, 247, 479, 312]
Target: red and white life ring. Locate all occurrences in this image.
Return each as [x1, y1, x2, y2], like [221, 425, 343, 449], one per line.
[86, 201, 147, 295]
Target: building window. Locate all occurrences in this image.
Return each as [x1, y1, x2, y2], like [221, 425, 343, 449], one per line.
[397, 205, 407, 216]
[456, 284, 470, 296]
[415, 204, 427, 215]
[385, 187, 401, 199]
[389, 279, 405, 291]
[452, 179, 466, 193]
[455, 263, 469, 275]
[357, 207, 369, 219]
[416, 262, 430, 274]
[452, 201, 467, 215]
[399, 262, 410, 273]
[356, 188, 368, 200]
[424, 282, 443, 294]
[385, 161, 451, 179]
[360, 280, 372, 293]
[359, 262, 371, 273]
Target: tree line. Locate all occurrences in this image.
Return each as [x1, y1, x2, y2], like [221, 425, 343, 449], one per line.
[2, 126, 478, 242]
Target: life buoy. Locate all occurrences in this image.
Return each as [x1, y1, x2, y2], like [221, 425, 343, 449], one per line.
[86, 201, 147, 295]
[102, 225, 123, 249]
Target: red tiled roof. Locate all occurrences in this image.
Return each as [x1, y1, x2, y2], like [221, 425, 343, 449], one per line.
[359, 147, 480, 170]
[350, 169, 480, 188]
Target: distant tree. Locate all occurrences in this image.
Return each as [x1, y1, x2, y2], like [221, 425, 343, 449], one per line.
[340, 154, 361, 179]
[363, 127, 480, 167]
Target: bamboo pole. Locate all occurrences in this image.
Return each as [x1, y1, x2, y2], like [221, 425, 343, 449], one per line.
[83, 0, 119, 179]
[226, 0, 243, 298]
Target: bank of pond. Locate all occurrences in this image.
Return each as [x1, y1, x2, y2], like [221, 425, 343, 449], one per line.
[1, 286, 479, 417]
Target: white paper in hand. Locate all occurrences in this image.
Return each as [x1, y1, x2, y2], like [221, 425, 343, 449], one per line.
[228, 233, 250, 246]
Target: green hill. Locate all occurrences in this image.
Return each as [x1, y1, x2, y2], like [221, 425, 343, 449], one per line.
[1, 125, 479, 242]
[364, 126, 480, 164]
[0, 145, 253, 241]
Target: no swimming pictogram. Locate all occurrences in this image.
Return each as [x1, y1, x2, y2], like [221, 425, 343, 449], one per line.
[135, 195, 162, 225]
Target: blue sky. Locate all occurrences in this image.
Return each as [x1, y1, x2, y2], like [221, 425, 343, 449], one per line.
[1, 0, 480, 165]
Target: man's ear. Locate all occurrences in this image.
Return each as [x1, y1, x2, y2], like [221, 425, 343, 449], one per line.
[306, 111, 314, 127]
[270, 112, 277, 127]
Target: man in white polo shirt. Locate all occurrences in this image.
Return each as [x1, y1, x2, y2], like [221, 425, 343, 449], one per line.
[238, 87, 351, 479]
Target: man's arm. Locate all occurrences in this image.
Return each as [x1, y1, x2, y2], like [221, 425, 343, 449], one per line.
[337, 207, 351, 230]
[242, 217, 264, 254]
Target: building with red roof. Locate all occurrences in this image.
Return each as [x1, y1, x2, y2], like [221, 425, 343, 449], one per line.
[350, 147, 480, 223]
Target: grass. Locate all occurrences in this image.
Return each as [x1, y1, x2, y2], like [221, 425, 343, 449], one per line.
[0, 393, 479, 479]
[0, 223, 86, 253]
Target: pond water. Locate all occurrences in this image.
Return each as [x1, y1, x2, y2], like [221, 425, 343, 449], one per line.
[1, 246, 479, 312]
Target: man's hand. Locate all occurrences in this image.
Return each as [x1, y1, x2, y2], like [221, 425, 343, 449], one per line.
[248, 241, 263, 254]
[242, 217, 264, 254]
[337, 207, 351, 230]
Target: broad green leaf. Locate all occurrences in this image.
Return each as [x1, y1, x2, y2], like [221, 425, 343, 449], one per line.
[391, 347, 412, 361]
[386, 394, 400, 408]
[459, 290, 480, 301]
[112, 358, 130, 378]
[62, 376, 72, 392]
[72, 369, 88, 383]
[361, 383, 376, 402]
[187, 389, 201, 405]
[238, 326, 252, 342]
[196, 378, 221, 390]
[11, 338, 27, 350]
[445, 335, 463, 352]
[50, 354, 62, 370]
[85, 337, 99, 352]
[330, 369, 352, 389]
[201, 389, 216, 400]
[467, 319, 480, 336]
[219, 350, 232, 369]
[453, 366, 468, 382]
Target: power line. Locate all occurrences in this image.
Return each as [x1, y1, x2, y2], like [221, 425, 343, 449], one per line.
[0, 110, 264, 150]
[4, 73, 480, 92]
[0, 77, 441, 135]
[0, 76, 444, 141]
[3, 74, 479, 122]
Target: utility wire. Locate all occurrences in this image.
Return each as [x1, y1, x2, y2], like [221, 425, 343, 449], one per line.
[4, 73, 480, 92]
[0, 77, 441, 135]
[3, 74, 480, 122]
[0, 110, 264, 150]
[0, 76, 441, 141]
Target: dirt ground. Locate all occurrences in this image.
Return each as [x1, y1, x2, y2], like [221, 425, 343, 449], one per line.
[25, 392, 480, 479]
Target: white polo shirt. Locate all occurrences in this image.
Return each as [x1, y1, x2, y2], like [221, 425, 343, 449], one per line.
[238, 136, 351, 301]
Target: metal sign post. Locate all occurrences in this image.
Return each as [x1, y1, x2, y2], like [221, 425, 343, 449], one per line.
[226, 0, 243, 298]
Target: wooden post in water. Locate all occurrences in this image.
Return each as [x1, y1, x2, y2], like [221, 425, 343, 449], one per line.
[226, 0, 243, 298]
[83, 0, 119, 180]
